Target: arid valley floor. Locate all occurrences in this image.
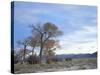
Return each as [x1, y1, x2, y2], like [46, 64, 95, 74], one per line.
[14, 58, 97, 74]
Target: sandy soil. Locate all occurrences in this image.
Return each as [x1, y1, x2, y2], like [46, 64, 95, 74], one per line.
[14, 58, 97, 74]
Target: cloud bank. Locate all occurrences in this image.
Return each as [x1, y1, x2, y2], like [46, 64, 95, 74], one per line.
[14, 2, 97, 54]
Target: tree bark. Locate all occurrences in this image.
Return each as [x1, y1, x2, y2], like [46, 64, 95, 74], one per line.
[32, 47, 35, 64]
[39, 33, 44, 63]
[23, 45, 26, 64]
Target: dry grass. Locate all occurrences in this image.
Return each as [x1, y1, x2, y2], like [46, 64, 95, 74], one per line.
[14, 58, 97, 74]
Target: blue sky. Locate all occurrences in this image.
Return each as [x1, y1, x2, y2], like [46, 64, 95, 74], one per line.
[13, 1, 97, 54]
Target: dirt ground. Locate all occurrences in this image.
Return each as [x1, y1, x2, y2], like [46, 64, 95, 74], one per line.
[14, 58, 97, 74]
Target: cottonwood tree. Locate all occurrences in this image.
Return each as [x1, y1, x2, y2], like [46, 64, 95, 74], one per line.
[28, 36, 38, 56]
[28, 35, 40, 64]
[15, 48, 31, 64]
[43, 39, 59, 57]
[30, 22, 63, 63]
[17, 38, 30, 63]
[43, 39, 60, 63]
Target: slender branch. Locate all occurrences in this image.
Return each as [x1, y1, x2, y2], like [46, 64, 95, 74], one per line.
[32, 25, 42, 34]
[43, 35, 51, 44]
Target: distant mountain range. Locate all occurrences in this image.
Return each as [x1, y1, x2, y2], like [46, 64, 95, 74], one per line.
[54, 52, 97, 60]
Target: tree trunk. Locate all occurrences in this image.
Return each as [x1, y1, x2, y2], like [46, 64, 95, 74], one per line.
[39, 45, 43, 63]
[32, 47, 35, 64]
[39, 33, 50, 63]
[39, 33, 44, 63]
[32, 47, 35, 56]
[23, 45, 26, 64]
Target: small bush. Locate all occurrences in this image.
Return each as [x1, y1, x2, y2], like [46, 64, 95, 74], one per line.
[65, 58, 72, 61]
[27, 55, 40, 64]
[46, 57, 59, 64]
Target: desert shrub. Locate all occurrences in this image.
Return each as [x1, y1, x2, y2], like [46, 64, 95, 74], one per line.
[46, 59, 53, 64]
[65, 58, 72, 61]
[14, 54, 20, 64]
[27, 55, 40, 64]
[46, 57, 59, 64]
[52, 58, 59, 62]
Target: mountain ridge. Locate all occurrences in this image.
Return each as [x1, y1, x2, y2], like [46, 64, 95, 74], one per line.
[54, 52, 97, 59]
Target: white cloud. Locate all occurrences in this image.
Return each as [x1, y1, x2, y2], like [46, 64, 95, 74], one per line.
[55, 25, 97, 54]
[81, 25, 97, 33]
[55, 40, 97, 54]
